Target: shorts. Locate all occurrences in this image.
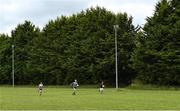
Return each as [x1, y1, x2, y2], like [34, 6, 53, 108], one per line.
[39, 89, 42, 92]
[100, 88, 104, 91]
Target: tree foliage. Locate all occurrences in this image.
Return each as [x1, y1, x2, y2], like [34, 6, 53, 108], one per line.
[11, 21, 40, 84]
[0, 34, 11, 84]
[132, 0, 180, 85]
[0, 7, 136, 86]
[30, 7, 136, 85]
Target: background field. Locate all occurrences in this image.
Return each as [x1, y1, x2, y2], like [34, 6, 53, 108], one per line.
[1, 86, 180, 110]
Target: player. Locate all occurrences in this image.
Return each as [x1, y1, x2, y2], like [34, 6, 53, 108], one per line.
[71, 79, 79, 95]
[99, 81, 104, 94]
[38, 82, 43, 96]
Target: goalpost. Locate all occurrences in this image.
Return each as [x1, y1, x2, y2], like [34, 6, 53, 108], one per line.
[12, 44, 14, 87]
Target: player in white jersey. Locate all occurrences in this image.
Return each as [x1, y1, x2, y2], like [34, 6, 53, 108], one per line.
[99, 81, 104, 94]
[38, 82, 43, 96]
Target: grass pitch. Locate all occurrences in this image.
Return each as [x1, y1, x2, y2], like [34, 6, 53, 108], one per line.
[0, 86, 180, 110]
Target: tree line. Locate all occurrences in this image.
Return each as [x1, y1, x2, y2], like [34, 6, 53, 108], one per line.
[0, 0, 179, 86]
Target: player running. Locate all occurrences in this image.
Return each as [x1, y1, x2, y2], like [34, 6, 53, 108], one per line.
[71, 79, 79, 95]
[38, 82, 43, 96]
[99, 81, 104, 94]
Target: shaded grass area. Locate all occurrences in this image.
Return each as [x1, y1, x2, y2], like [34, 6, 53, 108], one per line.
[127, 83, 180, 90]
[0, 86, 180, 110]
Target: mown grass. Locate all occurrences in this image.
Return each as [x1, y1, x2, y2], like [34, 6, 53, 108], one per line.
[0, 86, 180, 110]
[127, 83, 180, 90]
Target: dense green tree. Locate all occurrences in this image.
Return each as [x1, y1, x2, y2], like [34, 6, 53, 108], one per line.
[132, 0, 180, 85]
[11, 21, 40, 84]
[32, 7, 136, 85]
[0, 7, 136, 86]
[0, 34, 11, 84]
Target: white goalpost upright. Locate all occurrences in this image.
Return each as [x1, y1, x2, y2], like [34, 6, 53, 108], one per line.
[114, 25, 119, 90]
[12, 44, 14, 87]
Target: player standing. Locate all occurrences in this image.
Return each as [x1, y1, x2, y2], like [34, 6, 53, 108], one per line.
[38, 82, 43, 96]
[99, 81, 104, 94]
[71, 79, 79, 95]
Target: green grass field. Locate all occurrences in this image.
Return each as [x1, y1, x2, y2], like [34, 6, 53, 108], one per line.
[1, 86, 180, 110]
